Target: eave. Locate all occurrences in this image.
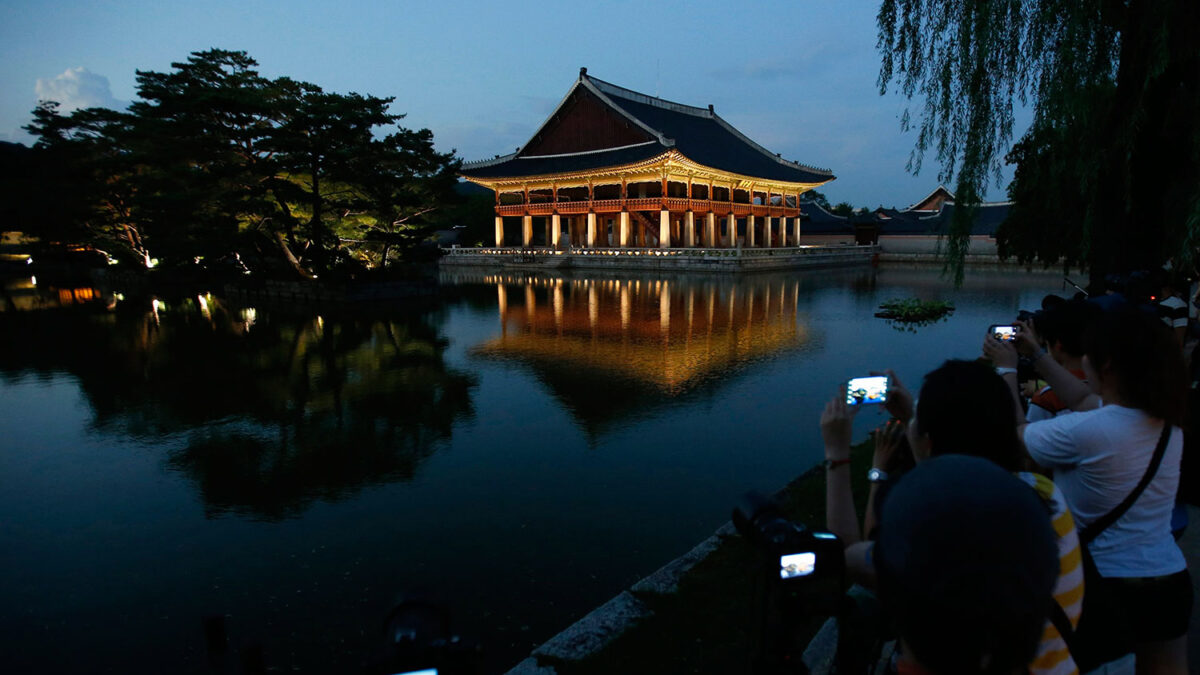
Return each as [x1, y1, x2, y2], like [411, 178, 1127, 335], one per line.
[459, 149, 833, 195]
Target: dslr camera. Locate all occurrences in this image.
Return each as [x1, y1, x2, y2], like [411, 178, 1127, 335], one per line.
[734, 493, 845, 673]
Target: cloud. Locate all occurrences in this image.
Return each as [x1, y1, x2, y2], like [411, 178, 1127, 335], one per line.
[35, 67, 125, 113]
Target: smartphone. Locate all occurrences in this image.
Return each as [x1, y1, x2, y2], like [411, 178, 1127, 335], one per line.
[846, 375, 889, 406]
[780, 552, 817, 579]
[990, 324, 1018, 341]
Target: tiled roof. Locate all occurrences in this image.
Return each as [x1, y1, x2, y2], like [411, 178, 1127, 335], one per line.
[798, 200, 853, 234]
[875, 202, 1012, 236]
[462, 71, 833, 184]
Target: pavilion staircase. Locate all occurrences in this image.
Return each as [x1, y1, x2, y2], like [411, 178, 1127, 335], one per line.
[630, 212, 660, 247]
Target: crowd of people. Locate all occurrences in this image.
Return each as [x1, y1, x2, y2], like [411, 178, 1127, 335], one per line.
[820, 274, 1196, 675]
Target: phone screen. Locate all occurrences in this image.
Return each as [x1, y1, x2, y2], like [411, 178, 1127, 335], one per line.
[780, 552, 817, 579]
[846, 376, 888, 406]
[991, 325, 1018, 341]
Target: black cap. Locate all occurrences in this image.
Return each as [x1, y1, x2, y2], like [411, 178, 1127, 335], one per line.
[874, 455, 1058, 675]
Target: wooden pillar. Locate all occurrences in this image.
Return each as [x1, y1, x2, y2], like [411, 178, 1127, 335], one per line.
[551, 214, 561, 248]
[494, 215, 504, 247]
[705, 212, 716, 247]
[685, 211, 696, 247]
[748, 214, 756, 247]
[659, 209, 671, 248]
[586, 212, 597, 248]
[779, 216, 788, 247]
[522, 215, 533, 247]
[619, 210, 630, 247]
[727, 213, 737, 248]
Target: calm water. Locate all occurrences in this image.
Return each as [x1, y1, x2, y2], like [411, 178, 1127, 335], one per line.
[0, 265, 1068, 673]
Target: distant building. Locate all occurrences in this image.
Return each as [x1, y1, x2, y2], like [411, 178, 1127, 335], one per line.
[798, 187, 1012, 260]
[460, 68, 834, 250]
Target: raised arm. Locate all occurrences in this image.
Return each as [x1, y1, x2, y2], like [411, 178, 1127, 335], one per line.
[981, 336, 1027, 426]
[1015, 318, 1100, 411]
[822, 388, 861, 546]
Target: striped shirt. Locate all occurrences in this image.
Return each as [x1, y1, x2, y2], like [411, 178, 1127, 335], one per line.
[1016, 471, 1083, 675]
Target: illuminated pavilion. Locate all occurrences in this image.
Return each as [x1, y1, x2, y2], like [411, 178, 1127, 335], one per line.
[459, 69, 835, 251]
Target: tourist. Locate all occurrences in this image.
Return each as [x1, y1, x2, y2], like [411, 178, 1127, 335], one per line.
[985, 307, 1192, 675]
[873, 454, 1061, 675]
[822, 360, 1088, 675]
[1025, 300, 1100, 422]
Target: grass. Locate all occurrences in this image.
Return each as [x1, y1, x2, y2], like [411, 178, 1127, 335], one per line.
[540, 439, 875, 674]
[875, 298, 955, 332]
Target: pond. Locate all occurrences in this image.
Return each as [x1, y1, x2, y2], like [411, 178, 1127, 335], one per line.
[0, 264, 1071, 673]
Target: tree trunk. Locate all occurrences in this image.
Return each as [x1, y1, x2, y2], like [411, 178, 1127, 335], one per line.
[275, 231, 316, 279]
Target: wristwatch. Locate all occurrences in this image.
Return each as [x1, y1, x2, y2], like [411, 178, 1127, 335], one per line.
[867, 467, 889, 483]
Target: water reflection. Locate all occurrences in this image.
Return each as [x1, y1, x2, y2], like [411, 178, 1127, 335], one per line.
[0, 294, 475, 520]
[465, 271, 811, 435]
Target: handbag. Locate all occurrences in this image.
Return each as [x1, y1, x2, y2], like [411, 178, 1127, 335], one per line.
[1049, 422, 1172, 672]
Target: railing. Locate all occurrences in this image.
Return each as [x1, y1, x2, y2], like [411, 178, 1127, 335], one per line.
[493, 199, 802, 217]
[443, 244, 879, 258]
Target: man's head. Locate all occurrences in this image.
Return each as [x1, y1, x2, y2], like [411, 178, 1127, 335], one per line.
[1036, 299, 1100, 363]
[874, 455, 1059, 675]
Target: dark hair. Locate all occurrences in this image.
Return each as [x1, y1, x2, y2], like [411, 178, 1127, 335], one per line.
[1083, 306, 1187, 425]
[916, 360, 1022, 471]
[876, 456, 1059, 675]
[1037, 299, 1101, 357]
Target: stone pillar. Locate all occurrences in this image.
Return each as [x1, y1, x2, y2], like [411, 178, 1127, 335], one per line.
[764, 216, 774, 247]
[793, 217, 801, 244]
[705, 212, 716, 247]
[748, 214, 756, 247]
[685, 211, 696, 247]
[494, 215, 504, 247]
[619, 210, 631, 247]
[727, 213, 737, 248]
[779, 217, 788, 247]
[522, 215, 533, 247]
[551, 214, 561, 248]
[586, 212, 597, 248]
[659, 209, 671, 248]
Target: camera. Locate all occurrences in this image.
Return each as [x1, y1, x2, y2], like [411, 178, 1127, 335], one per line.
[733, 492, 845, 673]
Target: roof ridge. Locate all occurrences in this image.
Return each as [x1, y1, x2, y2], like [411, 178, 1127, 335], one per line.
[584, 73, 713, 117]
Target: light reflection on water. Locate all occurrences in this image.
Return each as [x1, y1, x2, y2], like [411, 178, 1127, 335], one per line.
[0, 265, 1070, 673]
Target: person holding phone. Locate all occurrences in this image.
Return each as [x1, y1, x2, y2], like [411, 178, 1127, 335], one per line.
[985, 307, 1191, 675]
[821, 361, 1087, 675]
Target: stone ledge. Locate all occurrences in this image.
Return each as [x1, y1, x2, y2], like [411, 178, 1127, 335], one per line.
[529, 591, 650, 662]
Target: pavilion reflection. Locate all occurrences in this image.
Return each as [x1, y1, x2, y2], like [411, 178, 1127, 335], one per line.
[469, 272, 810, 433]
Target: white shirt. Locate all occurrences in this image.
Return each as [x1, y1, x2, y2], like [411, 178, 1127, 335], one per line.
[1023, 405, 1185, 577]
